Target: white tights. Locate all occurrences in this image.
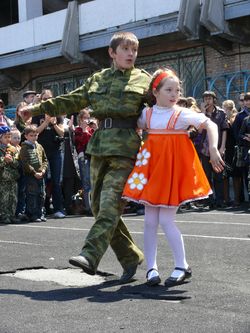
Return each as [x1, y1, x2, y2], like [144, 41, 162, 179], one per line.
[144, 206, 188, 278]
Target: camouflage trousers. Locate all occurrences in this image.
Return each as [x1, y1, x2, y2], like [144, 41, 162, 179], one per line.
[80, 155, 144, 272]
[0, 181, 17, 223]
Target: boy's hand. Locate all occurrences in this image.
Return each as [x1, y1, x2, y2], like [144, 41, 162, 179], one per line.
[34, 172, 43, 179]
[200, 102, 208, 113]
[209, 148, 225, 173]
[243, 134, 250, 142]
[49, 117, 57, 125]
[20, 105, 32, 117]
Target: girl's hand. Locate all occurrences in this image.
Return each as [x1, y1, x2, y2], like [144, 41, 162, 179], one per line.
[68, 115, 75, 130]
[4, 154, 13, 163]
[209, 148, 225, 173]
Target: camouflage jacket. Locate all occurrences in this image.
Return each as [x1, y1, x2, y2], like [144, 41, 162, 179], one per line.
[19, 141, 48, 176]
[32, 66, 151, 159]
[0, 144, 19, 181]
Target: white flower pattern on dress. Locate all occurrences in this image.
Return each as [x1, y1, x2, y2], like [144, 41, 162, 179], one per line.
[135, 148, 151, 167]
[128, 172, 147, 191]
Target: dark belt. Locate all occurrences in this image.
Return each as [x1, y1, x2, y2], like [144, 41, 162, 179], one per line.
[98, 117, 137, 130]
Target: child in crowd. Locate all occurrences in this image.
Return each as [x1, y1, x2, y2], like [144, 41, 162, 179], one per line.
[123, 68, 224, 287]
[74, 108, 94, 214]
[10, 127, 25, 218]
[0, 126, 20, 224]
[19, 125, 48, 222]
[14, 102, 31, 218]
[10, 127, 22, 150]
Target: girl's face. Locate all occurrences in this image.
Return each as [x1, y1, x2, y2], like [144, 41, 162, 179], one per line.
[79, 114, 90, 126]
[153, 76, 181, 108]
[11, 132, 21, 146]
[0, 133, 11, 145]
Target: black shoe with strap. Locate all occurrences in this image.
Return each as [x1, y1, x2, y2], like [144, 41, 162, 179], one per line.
[146, 268, 161, 286]
[164, 266, 192, 288]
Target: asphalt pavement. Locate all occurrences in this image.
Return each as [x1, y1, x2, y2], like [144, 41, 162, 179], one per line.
[0, 207, 250, 333]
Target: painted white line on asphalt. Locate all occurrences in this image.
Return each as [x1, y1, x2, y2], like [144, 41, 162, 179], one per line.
[7, 225, 250, 242]
[182, 234, 250, 241]
[179, 220, 250, 226]
[131, 231, 250, 241]
[0, 240, 43, 246]
[11, 225, 89, 231]
[125, 218, 250, 226]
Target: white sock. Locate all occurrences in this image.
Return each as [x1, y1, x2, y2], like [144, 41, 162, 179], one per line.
[144, 206, 159, 275]
[147, 269, 159, 279]
[159, 207, 188, 278]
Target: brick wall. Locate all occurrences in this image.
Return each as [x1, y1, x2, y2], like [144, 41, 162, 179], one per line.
[205, 44, 250, 76]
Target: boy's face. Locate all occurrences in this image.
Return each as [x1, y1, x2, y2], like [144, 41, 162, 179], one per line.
[0, 133, 11, 145]
[25, 132, 38, 144]
[11, 133, 21, 146]
[109, 42, 138, 70]
[245, 99, 250, 109]
[239, 94, 245, 108]
[24, 94, 36, 104]
[203, 96, 214, 107]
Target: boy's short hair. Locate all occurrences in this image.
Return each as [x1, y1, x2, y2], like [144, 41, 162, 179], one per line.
[24, 124, 38, 136]
[109, 31, 139, 51]
[243, 92, 250, 101]
[202, 91, 216, 99]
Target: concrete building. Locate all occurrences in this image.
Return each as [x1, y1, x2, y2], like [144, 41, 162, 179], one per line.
[0, 0, 250, 111]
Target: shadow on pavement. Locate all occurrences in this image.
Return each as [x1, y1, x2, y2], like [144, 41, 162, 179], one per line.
[0, 278, 191, 303]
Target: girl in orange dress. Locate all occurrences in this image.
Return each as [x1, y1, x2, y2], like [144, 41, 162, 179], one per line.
[122, 69, 224, 287]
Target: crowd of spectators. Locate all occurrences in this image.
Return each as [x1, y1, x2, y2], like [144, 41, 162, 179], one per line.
[177, 91, 250, 211]
[0, 89, 249, 224]
[0, 90, 97, 223]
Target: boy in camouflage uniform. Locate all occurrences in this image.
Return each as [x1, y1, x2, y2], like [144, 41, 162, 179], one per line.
[23, 32, 151, 282]
[0, 126, 20, 224]
[19, 125, 48, 222]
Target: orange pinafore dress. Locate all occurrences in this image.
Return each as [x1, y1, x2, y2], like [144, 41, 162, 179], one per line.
[122, 108, 212, 207]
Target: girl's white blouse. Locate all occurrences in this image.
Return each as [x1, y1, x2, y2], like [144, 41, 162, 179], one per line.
[137, 105, 208, 130]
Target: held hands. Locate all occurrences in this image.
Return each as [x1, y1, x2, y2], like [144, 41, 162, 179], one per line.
[209, 148, 225, 173]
